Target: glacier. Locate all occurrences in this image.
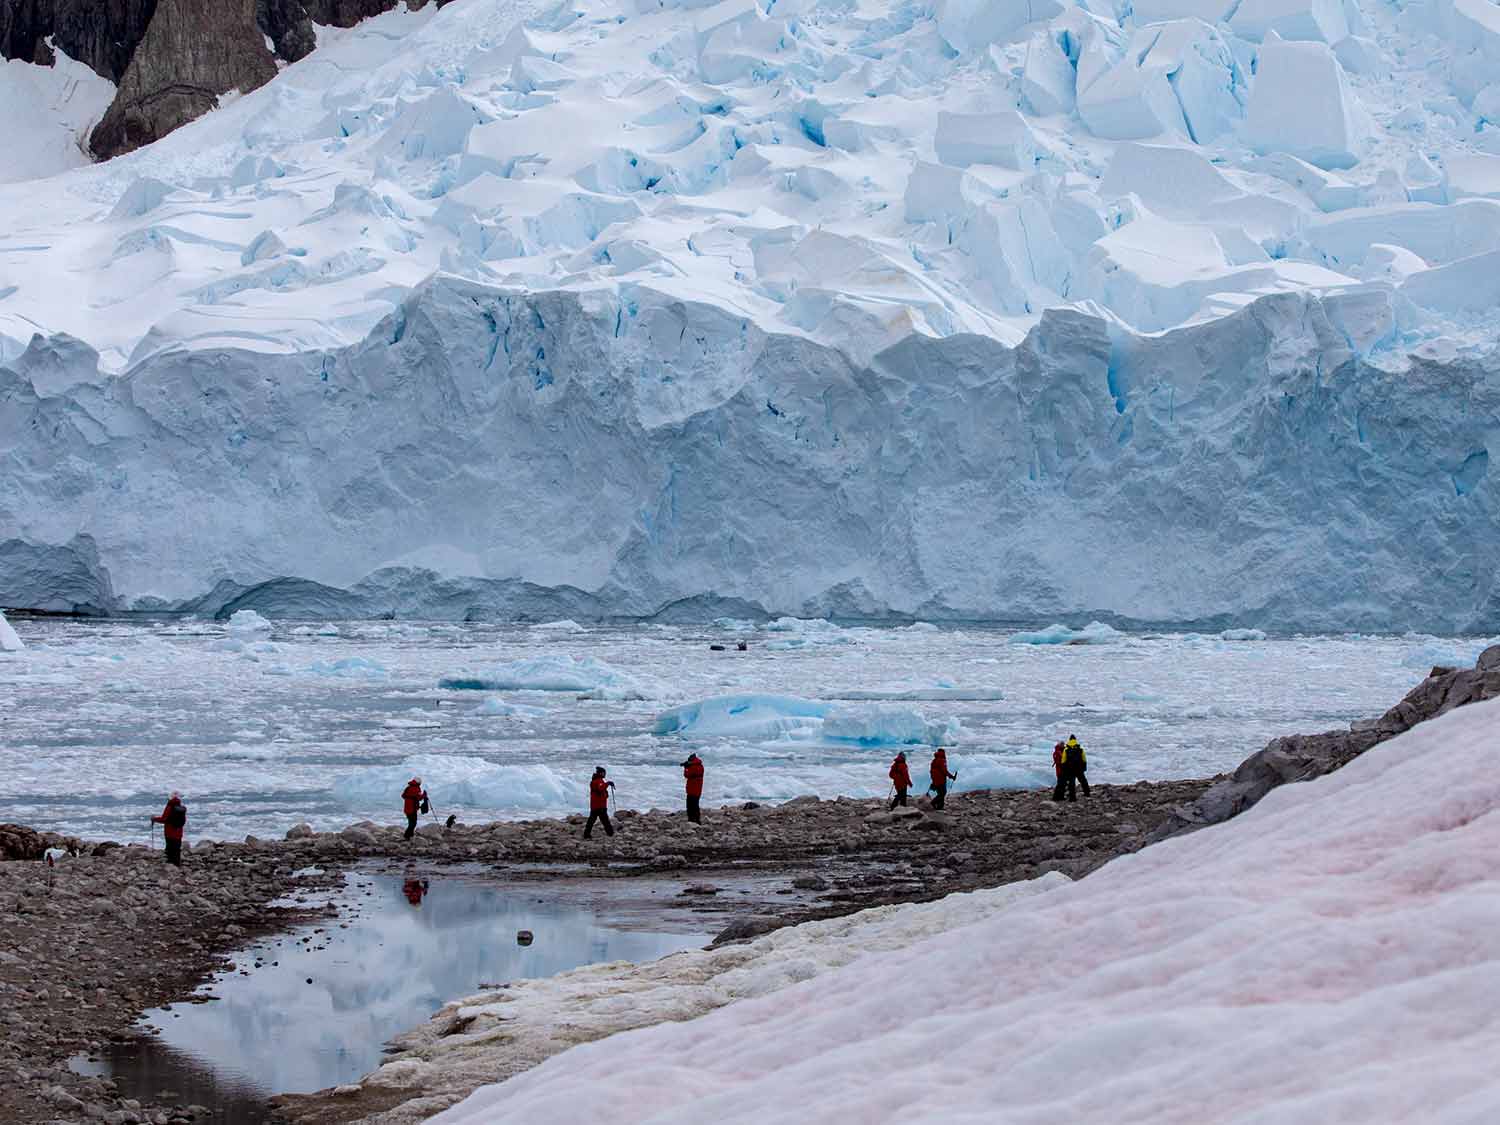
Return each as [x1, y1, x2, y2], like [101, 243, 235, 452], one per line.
[1, 0, 1498, 628]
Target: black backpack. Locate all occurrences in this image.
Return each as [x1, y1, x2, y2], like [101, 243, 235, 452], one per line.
[167, 803, 187, 829]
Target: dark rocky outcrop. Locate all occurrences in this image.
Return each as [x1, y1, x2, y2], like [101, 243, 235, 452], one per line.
[1148, 646, 1500, 842]
[89, 0, 279, 158]
[3, 0, 458, 160]
[0, 0, 158, 80]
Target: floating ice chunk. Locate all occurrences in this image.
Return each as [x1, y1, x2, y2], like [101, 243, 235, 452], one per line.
[1241, 35, 1367, 169]
[1219, 628, 1268, 640]
[226, 609, 274, 636]
[763, 617, 844, 635]
[0, 610, 23, 652]
[1230, 0, 1348, 43]
[835, 687, 1006, 702]
[475, 698, 549, 718]
[332, 754, 573, 811]
[210, 743, 280, 761]
[820, 706, 960, 747]
[653, 694, 831, 740]
[306, 656, 389, 679]
[933, 110, 1039, 170]
[440, 654, 654, 699]
[950, 756, 1054, 791]
[531, 619, 588, 633]
[935, 0, 1065, 53]
[1008, 621, 1124, 645]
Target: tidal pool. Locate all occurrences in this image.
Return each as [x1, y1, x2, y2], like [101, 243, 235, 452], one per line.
[72, 867, 707, 1118]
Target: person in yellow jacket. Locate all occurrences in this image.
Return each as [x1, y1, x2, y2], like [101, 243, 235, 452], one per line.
[1052, 734, 1091, 802]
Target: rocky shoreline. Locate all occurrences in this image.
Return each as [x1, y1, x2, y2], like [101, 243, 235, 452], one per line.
[1, 776, 1210, 1125]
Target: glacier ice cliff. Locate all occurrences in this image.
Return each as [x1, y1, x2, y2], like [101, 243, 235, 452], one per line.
[1, 276, 1495, 630]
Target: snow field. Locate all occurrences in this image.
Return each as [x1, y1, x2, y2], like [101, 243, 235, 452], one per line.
[434, 695, 1500, 1125]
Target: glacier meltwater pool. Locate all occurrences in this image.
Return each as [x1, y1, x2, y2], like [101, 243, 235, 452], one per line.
[70, 867, 707, 1120]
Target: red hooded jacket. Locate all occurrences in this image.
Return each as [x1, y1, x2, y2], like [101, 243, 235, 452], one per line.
[683, 756, 704, 798]
[930, 750, 952, 788]
[1053, 743, 1064, 779]
[402, 780, 426, 817]
[152, 798, 186, 842]
[889, 756, 912, 790]
[590, 776, 611, 811]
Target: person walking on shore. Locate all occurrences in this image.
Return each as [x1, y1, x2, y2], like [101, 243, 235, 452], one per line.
[929, 748, 956, 810]
[584, 767, 615, 839]
[889, 751, 912, 808]
[682, 753, 705, 824]
[402, 777, 428, 840]
[1053, 735, 1090, 802]
[151, 792, 187, 866]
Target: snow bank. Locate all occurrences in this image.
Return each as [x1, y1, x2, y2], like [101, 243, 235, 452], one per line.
[435, 697, 1500, 1125]
[654, 695, 957, 747]
[367, 876, 1065, 1113]
[440, 654, 654, 700]
[332, 755, 573, 812]
[1008, 621, 1124, 645]
[0, 611, 23, 652]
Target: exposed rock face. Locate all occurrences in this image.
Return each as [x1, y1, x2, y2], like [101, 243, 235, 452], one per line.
[3, 0, 457, 160]
[1149, 649, 1500, 842]
[89, 0, 279, 158]
[0, 823, 44, 860]
[0, 0, 158, 79]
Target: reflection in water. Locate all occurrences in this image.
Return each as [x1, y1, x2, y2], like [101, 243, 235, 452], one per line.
[76, 870, 705, 1116]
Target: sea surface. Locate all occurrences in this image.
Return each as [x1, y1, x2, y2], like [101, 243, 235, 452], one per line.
[2, 616, 1490, 842]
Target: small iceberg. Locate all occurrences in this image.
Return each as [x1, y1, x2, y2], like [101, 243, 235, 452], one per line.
[1008, 622, 1123, 646]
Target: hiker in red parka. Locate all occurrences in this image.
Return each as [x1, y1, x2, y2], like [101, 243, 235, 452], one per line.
[682, 754, 705, 824]
[1053, 741, 1065, 781]
[889, 751, 912, 809]
[401, 777, 428, 840]
[151, 791, 187, 866]
[929, 748, 957, 810]
[584, 767, 615, 839]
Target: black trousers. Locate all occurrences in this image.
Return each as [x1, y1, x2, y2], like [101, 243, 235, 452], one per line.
[584, 810, 614, 838]
[889, 788, 907, 809]
[931, 785, 946, 810]
[164, 838, 182, 866]
[687, 795, 701, 823]
[1053, 767, 1090, 801]
[405, 813, 418, 839]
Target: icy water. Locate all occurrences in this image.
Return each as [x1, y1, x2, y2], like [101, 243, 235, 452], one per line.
[1, 617, 1492, 842]
[71, 867, 706, 1114]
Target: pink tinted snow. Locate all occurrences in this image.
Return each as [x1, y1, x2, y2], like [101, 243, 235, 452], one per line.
[433, 697, 1500, 1124]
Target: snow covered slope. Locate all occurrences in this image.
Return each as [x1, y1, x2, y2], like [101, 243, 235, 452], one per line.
[433, 695, 1500, 1125]
[1, 0, 1498, 623]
